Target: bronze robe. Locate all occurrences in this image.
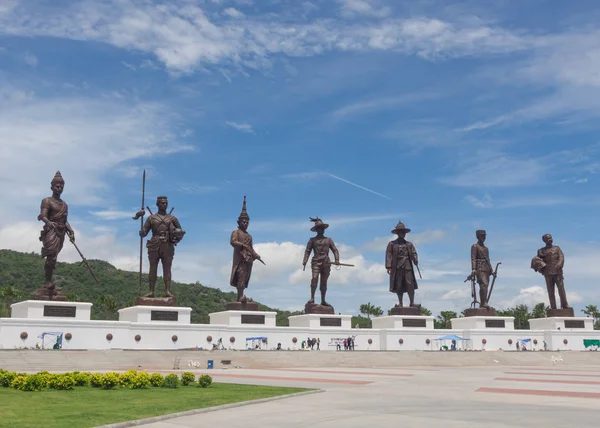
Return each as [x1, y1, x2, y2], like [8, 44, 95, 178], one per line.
[385, 238, 418, 292]
[38, 197, 68, 258]
[230, 228, 257, 289]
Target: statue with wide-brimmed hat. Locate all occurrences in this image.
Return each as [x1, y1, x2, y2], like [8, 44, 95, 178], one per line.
[385, 221, 420, 313]
[302, 217, 346, 314]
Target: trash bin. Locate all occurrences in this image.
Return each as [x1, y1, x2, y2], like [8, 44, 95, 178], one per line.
[207, 360, 213, 369]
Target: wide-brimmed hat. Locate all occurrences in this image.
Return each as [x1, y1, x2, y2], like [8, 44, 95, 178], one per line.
[391, 221, 411, 234]
[310, 217, 329, 232]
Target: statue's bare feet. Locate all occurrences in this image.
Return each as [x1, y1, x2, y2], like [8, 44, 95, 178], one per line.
[165, 291, 174, 298]
[410, 303, 420, 308]
[44, 282, 54, 290]
[307, 299, 315, 304]
[144, 292, 155, 298]
[239, 295, 247, 303]
[321, 301, 331, 307]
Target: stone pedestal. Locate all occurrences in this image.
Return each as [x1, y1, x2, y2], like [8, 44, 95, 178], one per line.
[304, 303, 335, 314]
[451, 316, 514, 330]
[118, 306, 192, 324]
[225, 301, 260, 311]
[390, 306, 421, 316]
[372, 315, 434, 329]
[529, 317, 593, 331]
[547, 308, 575, 317]
[11, 300, 92, 320]
[209, 310, 276, 327]
[288, 313, 352, 329]
[136, 296, 176, 307]
[463, 307, 497, 317]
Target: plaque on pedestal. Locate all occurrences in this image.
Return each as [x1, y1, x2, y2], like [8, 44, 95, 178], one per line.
[372, 315, 434, 329]
[209, 310, 276, 326]
[11, 300, 92, 320]
[529, 316, 593, 331]
[451, 316, 514, 330]
[288, 313, 351, 329]
[304, 303, 335, 315]
[118, 306, 192, 324]
[225, 301, 260, 311]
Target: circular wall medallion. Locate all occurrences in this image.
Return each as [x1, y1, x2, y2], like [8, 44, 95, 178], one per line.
[482, 338, 487, 345]
[206, 335, 212, 342]
[135, 334, 141, 342]
[65, 333, 72, 340]
[563, 339, 568, 345]
[292, 337, 298, 343]
[425, 338, 430, 345]
[508, 339, 513, 345]
[171, 335, 178, 342]
[230, 336, 235, 343]
[106, 333, 113, 341]
[368, 338, 373, 344]
[20, 332, 28, 340]
[533, 339, 538, 345]
[399, 338, 404, 344]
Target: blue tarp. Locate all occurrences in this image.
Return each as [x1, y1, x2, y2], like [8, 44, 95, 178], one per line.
[434, 334, 468, 341]
[520, 338, 532, 343]
[246, 337, 267, 341]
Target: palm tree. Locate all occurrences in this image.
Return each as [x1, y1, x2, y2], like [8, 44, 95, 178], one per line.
[97, 295, 120, 320]
[531, 302, 548, 319]
[419, 306, 433, 316]
[359, 302, 383, 319]
[435, 311, 457, 329]
[582, 305, 600, 329]
[0, 286, 24, 317]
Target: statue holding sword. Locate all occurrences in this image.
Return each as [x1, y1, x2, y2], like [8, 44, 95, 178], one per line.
[465, 229, 501, 311]
[302, 217, 353, 312]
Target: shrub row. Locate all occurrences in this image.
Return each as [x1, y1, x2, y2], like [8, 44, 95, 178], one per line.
[0, 369, 212, 392]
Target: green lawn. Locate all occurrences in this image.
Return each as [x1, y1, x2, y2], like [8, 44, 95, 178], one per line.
[0, 383, 312, 427]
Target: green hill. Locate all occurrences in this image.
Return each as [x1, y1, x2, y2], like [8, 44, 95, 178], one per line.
[0, 249, 302, 325]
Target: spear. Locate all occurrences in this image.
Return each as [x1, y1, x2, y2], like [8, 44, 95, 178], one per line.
[132, 170, 146, 297]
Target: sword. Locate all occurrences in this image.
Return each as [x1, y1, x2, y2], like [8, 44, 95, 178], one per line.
[487, 262, 502, 303]
[334, 262, 354, 267]
[415, 264, 423, 279]
[68, 237, 99, 284]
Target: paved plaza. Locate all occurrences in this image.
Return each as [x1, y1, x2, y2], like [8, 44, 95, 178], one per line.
[141, 364, 600, 427]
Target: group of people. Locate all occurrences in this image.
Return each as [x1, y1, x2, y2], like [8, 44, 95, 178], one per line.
[301, 337, 321, 350]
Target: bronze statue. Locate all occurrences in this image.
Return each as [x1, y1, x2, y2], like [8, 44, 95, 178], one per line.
[229, 196, 264, 304]
[302, 217, 342, 309]
[531, 234, 572, 315]
[386, 221, 421, 312]
[139, 196, 185, 299]
[469, 230, 498, 308]
[36, 171, 74, 299]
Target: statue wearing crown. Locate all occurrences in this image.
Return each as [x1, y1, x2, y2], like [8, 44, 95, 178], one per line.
[229, 196, 264, 308]
[36, 171, 74, 300]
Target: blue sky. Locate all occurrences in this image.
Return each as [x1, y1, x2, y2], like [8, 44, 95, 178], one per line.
[1, 0, 600, 317]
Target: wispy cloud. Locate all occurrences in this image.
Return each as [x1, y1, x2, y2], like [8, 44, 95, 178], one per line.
[328, 92, 439, 122]
[281, 171, 391, 200]
[337, 0, 390, 19]
[364, 228, 448, 252]
[465, 194, 493, 208]
[244, 213, 400, 232]
[225, 121, 254, 134]
[89, 210, 135, 220]
[177, 184, 219, 194]
[328, 173, 391, 200]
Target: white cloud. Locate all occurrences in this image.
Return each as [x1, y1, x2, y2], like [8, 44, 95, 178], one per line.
[499, 285, 583, 309]
[337, 0, 390, 19]
[0, 94, 192, 216]
[22, 51, 37, 66]
[465, 194, 493, 208]
[364, 229, 448, 252]
[225, 121, 254, 133]
[223, 7, 244, 19]
[89, 210, 136, 221]
[0, 1, 536, 73]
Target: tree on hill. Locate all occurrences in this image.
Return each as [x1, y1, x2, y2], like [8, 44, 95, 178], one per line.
[0, 249, 302, 326]
[0, 286, 24, 317]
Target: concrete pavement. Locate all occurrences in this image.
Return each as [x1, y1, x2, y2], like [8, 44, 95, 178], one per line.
[136, 365, 600, 427]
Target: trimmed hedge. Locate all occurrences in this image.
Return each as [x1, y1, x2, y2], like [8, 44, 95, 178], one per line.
[0, 369, 212, 393]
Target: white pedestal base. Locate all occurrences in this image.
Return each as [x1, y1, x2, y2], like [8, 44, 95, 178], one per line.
[11, 300, 92, 320]
[371, 315, 434, 330]
[118, 306, 192, 324]
[288, 314, 352, 329]
[529, 317, 594, 331]
[451, 316, 515, 330]
[209, 311, 277, 327]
